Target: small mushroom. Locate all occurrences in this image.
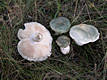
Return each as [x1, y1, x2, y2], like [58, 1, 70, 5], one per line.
[56, 35, 70, 54]
[17, 22, 53, 61]
[69, 24, 100, 46]
[50, 17, 71, 34]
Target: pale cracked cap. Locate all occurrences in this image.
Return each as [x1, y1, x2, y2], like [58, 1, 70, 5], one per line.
[17, 22, 53, 61]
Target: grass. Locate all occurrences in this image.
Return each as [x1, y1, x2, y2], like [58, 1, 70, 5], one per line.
[0, 0, 107, 80]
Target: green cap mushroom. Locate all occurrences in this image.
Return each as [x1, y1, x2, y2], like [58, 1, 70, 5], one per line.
[56, 35, 70, 54]
[69, 24, 100, 46]
[50, 17, 71, 34]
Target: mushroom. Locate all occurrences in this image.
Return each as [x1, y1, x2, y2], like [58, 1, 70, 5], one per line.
[56, 35, 70, 54]
[17, 22, 53, 61]
[49, 17, 71, 34]
[69, 24, 100, 46]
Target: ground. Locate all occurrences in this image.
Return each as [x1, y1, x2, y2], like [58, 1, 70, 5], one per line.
[0, 0, 107, 80]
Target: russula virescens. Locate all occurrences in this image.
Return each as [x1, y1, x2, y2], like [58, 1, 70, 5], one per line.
[69, 24, 100, 46]
[49, 17, 71, 34]
[17, 22, 53, 61]
[56, 35, 70, 54]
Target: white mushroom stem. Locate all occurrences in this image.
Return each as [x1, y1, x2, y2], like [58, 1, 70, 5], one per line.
[60, 45, 70, 54]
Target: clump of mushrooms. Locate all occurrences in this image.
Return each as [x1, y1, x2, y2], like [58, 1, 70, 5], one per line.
[49, 17, 71, 54]
[17, 22, 53, 61]
[56, 35, 70, 54]
[50, 17, 71, 34]
[69, 24, 100, 46]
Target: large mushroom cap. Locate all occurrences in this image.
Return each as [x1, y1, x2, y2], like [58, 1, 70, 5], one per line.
[17, 22, 53, 61]
[56, 35, 70, 48]
[17, 39, 51, 61]
[50, 17, 71, 34]
[69, 24, 100, 46]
